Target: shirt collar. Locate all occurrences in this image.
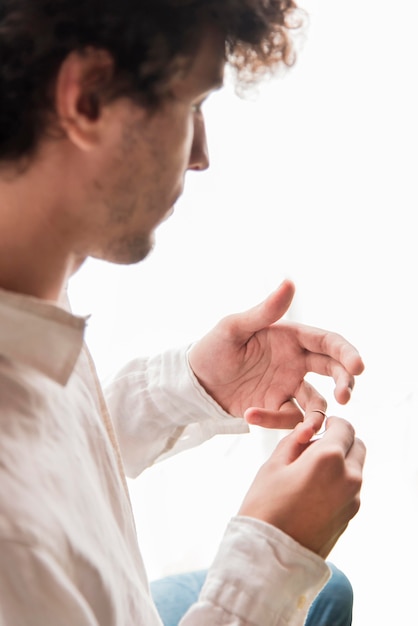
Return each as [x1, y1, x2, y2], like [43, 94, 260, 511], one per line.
[0, 287, 87, 386]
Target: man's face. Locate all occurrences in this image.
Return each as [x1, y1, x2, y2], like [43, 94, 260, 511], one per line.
[82, 27, 225, 265]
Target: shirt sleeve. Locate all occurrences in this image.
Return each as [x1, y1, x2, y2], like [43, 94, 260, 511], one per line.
[104, 345, 249, 478]
[179, 516, 331, 626]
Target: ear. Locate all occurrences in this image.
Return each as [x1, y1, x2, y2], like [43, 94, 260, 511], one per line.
[55, 48, 115, 151]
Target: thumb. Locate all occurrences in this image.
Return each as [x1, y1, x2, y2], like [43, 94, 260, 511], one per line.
[234, 279, 295, 338]
[273, 421, 312, 465]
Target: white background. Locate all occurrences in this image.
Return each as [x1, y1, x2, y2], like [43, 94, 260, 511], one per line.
[69, 0, 418, 623]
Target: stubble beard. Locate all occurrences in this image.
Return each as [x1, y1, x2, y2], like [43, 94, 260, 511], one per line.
[104, 230, 156, 265]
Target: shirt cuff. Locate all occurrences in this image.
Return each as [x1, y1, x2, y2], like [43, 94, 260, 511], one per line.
[201, 516, 331, 626]
[106, 345, 249, 475]
[154, 345, 250, 460]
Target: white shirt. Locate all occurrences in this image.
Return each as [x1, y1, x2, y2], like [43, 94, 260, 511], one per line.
[0, 287, 330, 625]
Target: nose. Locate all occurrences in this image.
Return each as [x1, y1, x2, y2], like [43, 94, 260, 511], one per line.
[188, 114, 209, 171]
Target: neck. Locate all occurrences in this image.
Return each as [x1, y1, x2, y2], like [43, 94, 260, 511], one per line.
[0, 155, 85, 301]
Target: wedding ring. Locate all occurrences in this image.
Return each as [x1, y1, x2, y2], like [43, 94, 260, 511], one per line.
[310, 409, 327, 440]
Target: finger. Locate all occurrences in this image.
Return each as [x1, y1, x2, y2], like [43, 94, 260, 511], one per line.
[336, 435, 367, 517]
[272, 415, 359, 467]
[295, 414, 327, 444]
[289, 323, 365, 376]
[345, 436, 367, 470]
[303, 353, 357, 405]
[294, 378, 327, 415]
[311, 415, 356, 457]
[293, 379, 327, 443]
[244, 399, 303, 429]
[232, 280, 295, 340]
[244, 380, 327, 433]
[271, 422, 312, 465]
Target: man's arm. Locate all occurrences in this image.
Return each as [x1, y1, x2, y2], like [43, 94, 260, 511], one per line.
[180, 416, 365, 626]
[106, 280, 364, 476]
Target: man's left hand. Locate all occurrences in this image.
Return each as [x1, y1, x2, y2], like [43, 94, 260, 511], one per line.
[188, 280, 364, 431]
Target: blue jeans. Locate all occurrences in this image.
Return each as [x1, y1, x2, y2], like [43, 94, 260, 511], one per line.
[150, 562, 353, 626]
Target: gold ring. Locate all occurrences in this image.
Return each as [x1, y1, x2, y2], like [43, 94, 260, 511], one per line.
[310, 410, 327, 441]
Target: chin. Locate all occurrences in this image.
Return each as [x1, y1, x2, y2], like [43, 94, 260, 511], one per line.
[163, 206, 175, 221]
[99, 233, 155, 266]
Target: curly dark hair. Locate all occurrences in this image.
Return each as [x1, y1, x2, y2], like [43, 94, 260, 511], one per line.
[0, 0, 303, 161]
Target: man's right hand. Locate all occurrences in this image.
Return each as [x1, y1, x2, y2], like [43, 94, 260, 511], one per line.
[238, 416, 366, 558]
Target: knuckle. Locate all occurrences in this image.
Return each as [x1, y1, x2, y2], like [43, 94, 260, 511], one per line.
[219, 313, 241, 338]
[356, 437, 367, 456]
[327, 415, 356, 437]
[349, 494, 362, 518]
[347, 468, 363, 494]
[318, 445, 346, 472]
[341, 417, 356, 437]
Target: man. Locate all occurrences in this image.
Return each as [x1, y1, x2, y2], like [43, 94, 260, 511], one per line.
[0, 1, 366, 625]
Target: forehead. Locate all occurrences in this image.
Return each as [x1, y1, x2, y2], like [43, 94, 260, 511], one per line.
[173, 26, 225, 99]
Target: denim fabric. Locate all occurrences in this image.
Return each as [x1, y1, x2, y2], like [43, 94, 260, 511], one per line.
[150, 562, 353, 626]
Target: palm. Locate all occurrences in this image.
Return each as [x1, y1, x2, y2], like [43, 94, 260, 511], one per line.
[189, 281, 364, 429]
